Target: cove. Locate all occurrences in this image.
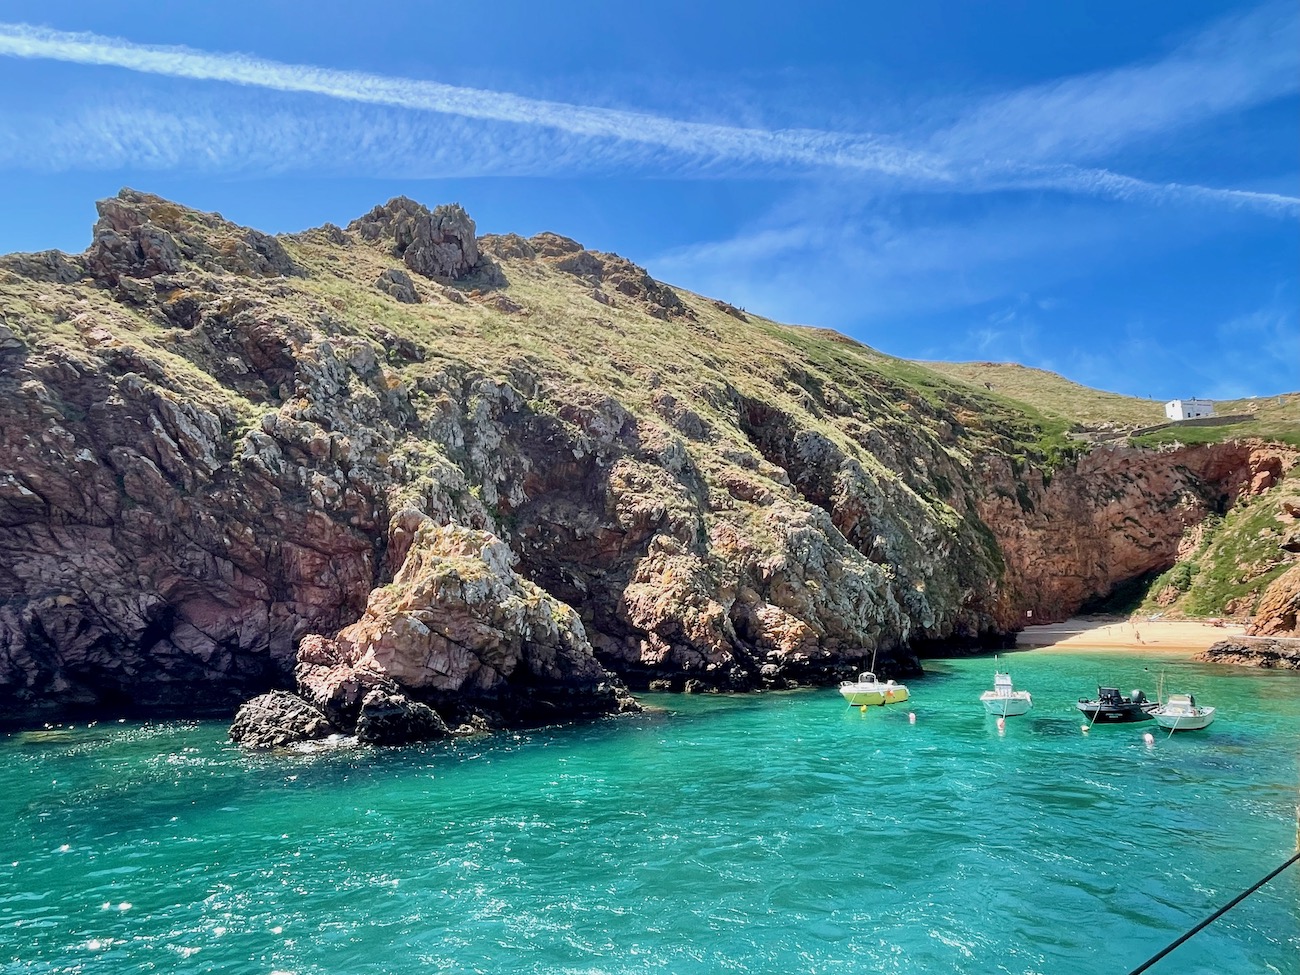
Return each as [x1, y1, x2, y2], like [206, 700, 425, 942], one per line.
[3, 650, 1297, 974]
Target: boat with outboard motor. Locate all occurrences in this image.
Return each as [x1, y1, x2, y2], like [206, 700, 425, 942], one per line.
[1076, 686, 1155, 723]
[980, 665, 1032, 716]
[839, 672, 910, 707]
[1150, 693, 1216, 731]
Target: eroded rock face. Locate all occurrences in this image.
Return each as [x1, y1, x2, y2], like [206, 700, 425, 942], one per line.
[1248, 564, 1300, 636]
[2, 189, 1296, 730]
[231, 517, 637, 746]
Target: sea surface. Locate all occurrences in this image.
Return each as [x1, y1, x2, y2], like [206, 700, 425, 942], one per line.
[3, 649, 1298, 974]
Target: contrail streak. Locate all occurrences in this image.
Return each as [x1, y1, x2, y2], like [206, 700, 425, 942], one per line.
[0, 22, 943, 179]
[0, 21, 1296, 216]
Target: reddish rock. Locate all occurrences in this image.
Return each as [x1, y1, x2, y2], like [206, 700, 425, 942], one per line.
[3, 190, 1297, 729]
[1247, 565, 1300, 636]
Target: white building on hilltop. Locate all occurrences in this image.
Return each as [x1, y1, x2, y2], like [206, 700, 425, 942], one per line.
[1165, 398, 1215, 421]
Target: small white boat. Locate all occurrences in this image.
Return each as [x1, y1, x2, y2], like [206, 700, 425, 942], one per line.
[981, 668, 1032, 716]
[839, 672, 910, 707]
[1150, 693, 1216, 731]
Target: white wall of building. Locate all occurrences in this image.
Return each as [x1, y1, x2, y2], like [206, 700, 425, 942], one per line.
[1164, 398, 1215, 421]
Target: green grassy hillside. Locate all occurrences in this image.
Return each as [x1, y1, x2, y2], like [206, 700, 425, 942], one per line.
[922, 360, 1300, 447]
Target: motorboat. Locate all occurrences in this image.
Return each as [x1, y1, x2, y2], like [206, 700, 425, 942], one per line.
[1150, 693, 1216, 731]
[839, 672, 910, 707]
[981, 667, 1032, 716]
[1076, 686, 1155, 723]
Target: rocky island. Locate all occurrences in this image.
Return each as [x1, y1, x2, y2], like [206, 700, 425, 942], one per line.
[1, 190, 1296, 745]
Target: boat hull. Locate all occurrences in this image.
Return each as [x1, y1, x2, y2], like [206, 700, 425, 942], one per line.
[840, 684, 910, 707]
[982, 693, 1031, 716]
[1151, 708, 1215, 731]
[1076, 702, 1153, 723]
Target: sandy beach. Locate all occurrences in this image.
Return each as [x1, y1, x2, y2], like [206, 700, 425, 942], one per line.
[1015, 616, 1245, 655]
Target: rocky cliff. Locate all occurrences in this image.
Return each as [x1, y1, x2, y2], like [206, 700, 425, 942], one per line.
[1, 190, 1295, 733]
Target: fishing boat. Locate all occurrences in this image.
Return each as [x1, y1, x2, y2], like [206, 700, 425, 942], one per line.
[980, 666, 1032, 716]
[1150, 693, 1216, 731]
[1076, 686, 1155, 723]
[839, 672, 910, 707]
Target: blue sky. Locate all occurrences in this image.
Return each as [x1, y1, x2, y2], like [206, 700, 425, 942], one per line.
[0, 1, 1296, 399]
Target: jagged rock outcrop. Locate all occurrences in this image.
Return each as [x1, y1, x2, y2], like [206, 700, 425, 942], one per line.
[348, 197, 503, 286]
[84, 189, 301, 285]
[1, 189, 1296, 731]
[230, 517, 636, 746]
[482, 230, 691, 320]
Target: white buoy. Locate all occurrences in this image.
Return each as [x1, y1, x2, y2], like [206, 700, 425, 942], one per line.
[1143, 732, 1155, 745]
[997, 717, 1006, 732]
[1081, 724, 1090, 734]
[908, 712, 916, 724]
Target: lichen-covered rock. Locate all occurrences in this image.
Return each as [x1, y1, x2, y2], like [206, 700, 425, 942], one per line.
[229, 690, 336, 748]
[3, 189, 1297, 733]
[336, 519, 625, 716]
[375, 267, 421, 303]
[348, 197, 500, 283]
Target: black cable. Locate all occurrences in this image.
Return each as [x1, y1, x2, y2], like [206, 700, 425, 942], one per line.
[1125, 849, 1300, 975]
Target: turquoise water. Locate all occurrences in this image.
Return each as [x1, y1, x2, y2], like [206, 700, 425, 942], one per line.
[3, 650, 1298, 974]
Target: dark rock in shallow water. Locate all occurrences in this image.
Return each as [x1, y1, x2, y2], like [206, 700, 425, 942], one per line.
[354, 688, 450, 745]
[1199, 637, 1300, 670]
[229, 690, 336, 749]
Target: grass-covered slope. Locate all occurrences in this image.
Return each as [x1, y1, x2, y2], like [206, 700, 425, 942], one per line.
[923, 360, 1300, 446]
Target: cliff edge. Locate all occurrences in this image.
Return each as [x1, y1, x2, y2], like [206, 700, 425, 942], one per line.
[1, 190, 1295, 737]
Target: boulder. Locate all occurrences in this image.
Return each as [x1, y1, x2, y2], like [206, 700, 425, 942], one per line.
[355, 687, 450, 745]
[336, 520, 622, 715]
[375, 267, 421, 304]
[228, 690, 336, 749]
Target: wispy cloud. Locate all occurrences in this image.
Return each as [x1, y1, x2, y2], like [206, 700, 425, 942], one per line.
[0, 17, 1296, 215]
[934, 0, 1300, 164]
